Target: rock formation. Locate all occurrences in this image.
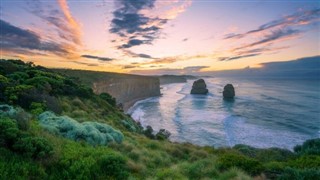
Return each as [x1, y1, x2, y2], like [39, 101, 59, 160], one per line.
[92, 76, 161, 111]
[190, 79, 208, 94]
[223, 84, 235, 99]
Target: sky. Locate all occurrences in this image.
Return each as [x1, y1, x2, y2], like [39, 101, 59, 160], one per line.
[0, 0, 319, 75]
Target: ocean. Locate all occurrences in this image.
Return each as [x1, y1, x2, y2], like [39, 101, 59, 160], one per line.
[128, 78, 320, 150]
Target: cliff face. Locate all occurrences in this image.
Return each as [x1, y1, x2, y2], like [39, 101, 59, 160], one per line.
[54, 69, 161, 111]
[92, 76, 160, 111]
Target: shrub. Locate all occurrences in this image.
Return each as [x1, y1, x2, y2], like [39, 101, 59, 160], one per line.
[264, 161, 286, 179]
[0, 117, 19, 147]
[155, 129, 171, 140]
[143, 125, 155, 139]
[38, 111, 124, 146]
[294, 138, 320, 156]
[0, 148, 48, 179]
[0, 104, 17, 117]
[100, 93, 116, 107]
[218, 153, 263, 176]
[156, 168, 185, 180]
[233, 144, 257, 157]
[278, 167, 320, 180]
[287, 155, 320, 169]
[97, 154, 129, 179]
[0, 105, 31, 130]
[121, 119, 137, 132]
[233, 144, 294, 162]
[255, 148, 295, 162]
[217, 167, 251, 180]
[181, 160, 218, 179]
[13, 137, 53, 159]
[30, 102, 46, 115]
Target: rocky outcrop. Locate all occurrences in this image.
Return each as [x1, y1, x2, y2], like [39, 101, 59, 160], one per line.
[223, 84, 235, 99]
[93, 76, 161, 111]
[190, 79, 208, 94]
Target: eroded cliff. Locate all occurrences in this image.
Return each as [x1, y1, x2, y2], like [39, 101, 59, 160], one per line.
[54, 69, 161, 111]
[93, 76, 160, 110]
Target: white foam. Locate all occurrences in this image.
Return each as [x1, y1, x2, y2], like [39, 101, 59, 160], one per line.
[224, 117, 312, 150]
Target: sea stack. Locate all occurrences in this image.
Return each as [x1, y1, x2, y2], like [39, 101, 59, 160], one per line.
[223, 84, 235, 99]
[190, 79, 208, 94]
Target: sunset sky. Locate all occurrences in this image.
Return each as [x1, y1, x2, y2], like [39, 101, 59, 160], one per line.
[0, 0, 319, 75]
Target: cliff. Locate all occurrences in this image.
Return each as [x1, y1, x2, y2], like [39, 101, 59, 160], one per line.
[54, 69, 161, 111]
[92, 76, 160, 111]
[157, 75, 197, 85]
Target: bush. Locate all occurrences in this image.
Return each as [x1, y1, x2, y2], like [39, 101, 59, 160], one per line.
[155, 129, 171, 140]
[218, 153, 263, 176]
[0, 105, 31, 130]
[156, 168, 185, 180]
[181, 160, 218, 179]
[100, 93, 116, 107]
[294, 138, 320, 156]
[287, 155, 320, 169]
[264, 161, 286, 179]
[0, 117, 19, 147]
[0, 104, 17, 117]
[278, 167, 320, 180]
[13, 109, 31, 131]
[233, 144, 294, 162]
[38, 111, 124, 146]
[97, 154, 129, 179]
[13, 137, 53, 159]
[0, 148, 48, 179]
[121, 119, 137, 132]
[143, 125, 155, 139]
[30, 102, 46, 115]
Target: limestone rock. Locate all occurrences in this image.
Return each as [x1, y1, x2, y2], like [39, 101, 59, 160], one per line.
[223, 84, 235, 99]
[190, 79, 208, 94]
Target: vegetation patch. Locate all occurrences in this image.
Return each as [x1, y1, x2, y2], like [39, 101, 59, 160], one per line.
[38, 111, 124, 146]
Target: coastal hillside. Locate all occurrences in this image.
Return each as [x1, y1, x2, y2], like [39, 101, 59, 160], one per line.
[55, 69, 161, 111]
[0, 59, 319, 179]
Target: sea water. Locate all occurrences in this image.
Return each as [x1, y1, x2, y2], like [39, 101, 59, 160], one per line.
[128, 78, 320, 150]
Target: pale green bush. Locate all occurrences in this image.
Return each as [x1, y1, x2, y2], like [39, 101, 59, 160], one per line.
[0, 104, 16, 117]
[38, 111, 123, 146]
[0, 104, 31, 130]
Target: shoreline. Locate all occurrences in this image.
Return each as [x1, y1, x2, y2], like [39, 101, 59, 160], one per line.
[123, 95, 161, 113]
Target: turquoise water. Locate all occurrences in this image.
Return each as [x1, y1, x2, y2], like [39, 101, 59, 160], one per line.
[128, 78, 320, 149]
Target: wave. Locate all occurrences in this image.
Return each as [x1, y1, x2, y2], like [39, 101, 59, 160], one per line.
[129, 78, 320, 149]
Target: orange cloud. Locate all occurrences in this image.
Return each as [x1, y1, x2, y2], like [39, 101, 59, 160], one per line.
[161, 0, 192, 20]
[57, 0, 82, 45]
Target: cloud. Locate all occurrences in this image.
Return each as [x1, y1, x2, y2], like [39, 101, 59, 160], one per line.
[0, 19, 68, 56]
[218, 54, 260, 61]
[120, 39, 144, 48]
[224, 8, 320, 40]
[233, 28, 301, 51]
[123, 50, 156, 59]
[71, 61, 99, 67]
[219, 8, 320, 62]
[110, 0, 192, 50]
[122, 65, 137, 69]
[57, 0, 82, 45]
[182, 38, 188, 42]
[183, 66, 209, 71]
[27, 0, 82, 46]
[81, 55, 113, 61]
